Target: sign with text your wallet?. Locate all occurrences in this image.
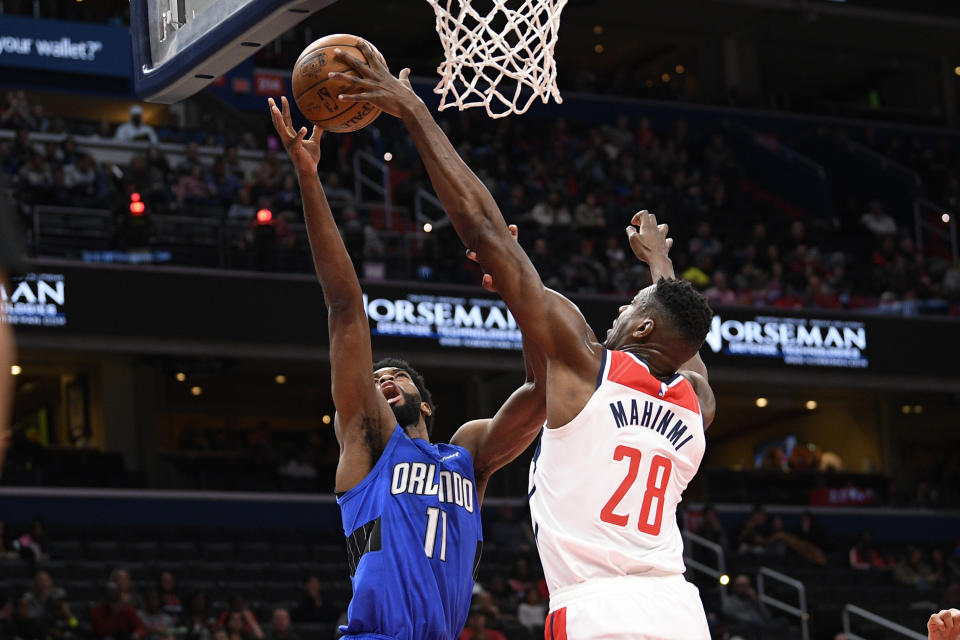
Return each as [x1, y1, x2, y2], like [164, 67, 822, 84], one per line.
[0, 15, 130, 77]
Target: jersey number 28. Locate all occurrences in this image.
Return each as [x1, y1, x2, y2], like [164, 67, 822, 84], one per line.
[600, 445, 673, 535]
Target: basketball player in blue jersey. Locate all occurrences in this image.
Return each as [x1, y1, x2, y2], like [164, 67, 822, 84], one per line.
[268, 96, 548, 640]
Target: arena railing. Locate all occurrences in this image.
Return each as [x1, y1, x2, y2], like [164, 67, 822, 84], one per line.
[842, 603, 926, 640]
[757, 566, 810, 640]
[681, 530, 728, 607]
[914, 197, 958, 263]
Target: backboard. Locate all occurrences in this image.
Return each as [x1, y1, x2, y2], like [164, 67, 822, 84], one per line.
[131, 0, 339, 104]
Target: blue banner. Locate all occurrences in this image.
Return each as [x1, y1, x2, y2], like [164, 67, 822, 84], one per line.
[0, 15, 130, 77]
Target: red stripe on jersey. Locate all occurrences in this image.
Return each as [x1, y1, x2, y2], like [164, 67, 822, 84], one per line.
[606, 350, 701, 415]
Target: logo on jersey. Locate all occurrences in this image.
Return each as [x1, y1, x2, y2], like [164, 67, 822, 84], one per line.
[390, 462, 475, 513]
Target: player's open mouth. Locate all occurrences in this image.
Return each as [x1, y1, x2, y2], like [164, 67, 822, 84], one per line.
[380, 382, 402, 405]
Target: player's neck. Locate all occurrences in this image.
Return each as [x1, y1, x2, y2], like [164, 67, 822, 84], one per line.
[403, 422, 430, 442]
[620, 344, 677, 381]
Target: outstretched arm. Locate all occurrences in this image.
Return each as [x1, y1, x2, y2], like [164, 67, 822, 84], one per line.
[268, 97, 394, 492]
[330, 44, 598, 373]
[451, 226, 548, 502]
[626, 211, 716, 427]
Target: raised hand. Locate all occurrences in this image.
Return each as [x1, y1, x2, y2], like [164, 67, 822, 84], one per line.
[268, 96, 322, 175]
[466, 224, 519, 293]
[329, 40, 423, 119]
[625, 210, 674, 266]
[929, 609, 960, 640]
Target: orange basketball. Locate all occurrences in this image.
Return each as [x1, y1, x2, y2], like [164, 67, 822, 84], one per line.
[291, 34, 387, 134]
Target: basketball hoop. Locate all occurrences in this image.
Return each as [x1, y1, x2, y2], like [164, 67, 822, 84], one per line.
[426, 0, 567, 119]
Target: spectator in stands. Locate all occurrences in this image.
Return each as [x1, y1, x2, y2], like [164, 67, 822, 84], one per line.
[458, 607, 506, 640]
[185, 593, 213, 640]
[894, 547, 940, 591]
[176, 165, 215, 209]
[157, 572, 181, 621]
[5, 596, 46, 640]
[849, 530, 893, 570]
[139, 591, 174, 640]
[177, 142, 202, 175]
[218, 596, 263, 640]
[861, 199, 897, 237]
[111, 568, 145, 610]
[526, 190, 572, 230]
[766, 514, 827, 566]
[22, 570, 54, 623]
[737, 506, 770, 555]
[794, 511, 829, 551]
[515, 588, 546, 634]
[506, 558, 534, 599]
[115, 106, 158, 144]
[488, 505, 534, 551]
[292, 575, 338, 624]
[224, 611, 262, 640]
[267, 609, 297, 640]
[14, 516, 51, 561]
[695, 505, 729, 551]
[703, 270, 737, 306]
[722, 574, 790, 639]
[47, 588, 81, 640]
[64, 153, 107, 207]
[90, 582, 146, 640]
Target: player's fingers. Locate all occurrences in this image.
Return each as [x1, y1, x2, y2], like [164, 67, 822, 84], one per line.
[508, 224, 519, 241]
[658, 222, 669, 236]
[356, 40, 386, 72]
[666, 237, 674, 249]
[338, 92, 376, 102]
[625, 225, 638, 241]
[280, 95, 293, 125]
[465, 249, 478, 263]
[328, 71, 378, 90]
[310, 125, 323, 142]
[481, 274, 496, 292]
[929, 613, 944, 631]
[646, 211, 658, 227]
[334, 48, 369, 75]
[630, 210, 647, 227]
[944, 610, 956, 630]
[399, 68, 412, 87]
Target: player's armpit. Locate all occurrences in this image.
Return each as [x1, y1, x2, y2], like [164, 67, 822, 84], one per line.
[679, 369, 716, 429]
[451, 381, 544, 504]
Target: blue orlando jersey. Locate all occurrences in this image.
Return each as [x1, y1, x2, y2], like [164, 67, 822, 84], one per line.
[337, 424, 483, 640]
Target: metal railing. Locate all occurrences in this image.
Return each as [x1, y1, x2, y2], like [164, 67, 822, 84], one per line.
[757, 567, 810, 640]
[414, 186, 449, 230]
[681, 531, 728, 606]
[353, 149, 393, 230]
[842, 604, 926, 640]
[914, 198, 958, 264]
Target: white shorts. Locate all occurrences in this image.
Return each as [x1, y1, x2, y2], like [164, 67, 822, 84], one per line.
[545, 574, 710, 640]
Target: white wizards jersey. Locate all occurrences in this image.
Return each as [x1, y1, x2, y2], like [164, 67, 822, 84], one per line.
[529, 348, 706, 596]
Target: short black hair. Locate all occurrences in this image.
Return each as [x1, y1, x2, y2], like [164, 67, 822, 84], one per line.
[372, 358, 435, 435]
[652, 277, 713, 352]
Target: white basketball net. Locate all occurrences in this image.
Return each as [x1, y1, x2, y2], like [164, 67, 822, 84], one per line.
[427, 0, 567, 119]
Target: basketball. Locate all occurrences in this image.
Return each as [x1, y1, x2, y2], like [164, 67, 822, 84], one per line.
[291, 34, 387, 134]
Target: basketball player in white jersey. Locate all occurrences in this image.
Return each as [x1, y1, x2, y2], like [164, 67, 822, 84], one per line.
[333, 42, 715, 639]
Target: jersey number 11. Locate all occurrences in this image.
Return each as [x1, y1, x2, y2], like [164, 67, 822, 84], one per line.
[424, 507, 448, 561]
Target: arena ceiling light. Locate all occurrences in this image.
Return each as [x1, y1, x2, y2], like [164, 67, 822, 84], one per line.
[10, 364, 22, 376]
[805, 400, 818, 410]
[755, 397, 768, 408]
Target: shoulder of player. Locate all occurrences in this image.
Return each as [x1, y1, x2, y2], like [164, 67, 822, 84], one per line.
[448, 419, 488, 460]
